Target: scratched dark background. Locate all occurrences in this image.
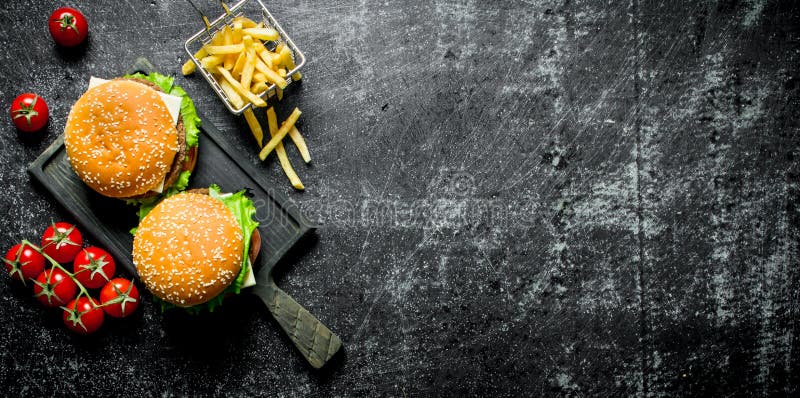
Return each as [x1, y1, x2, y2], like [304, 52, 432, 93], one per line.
[0, 0, 798, 396]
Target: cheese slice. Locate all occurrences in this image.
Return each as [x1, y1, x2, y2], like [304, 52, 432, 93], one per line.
[88, 77, 183, 124]
[88, 77, 184, 193]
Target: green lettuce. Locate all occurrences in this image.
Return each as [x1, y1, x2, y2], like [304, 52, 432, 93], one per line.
[153, 185, 259, 314]
[123, 72, 201, 148]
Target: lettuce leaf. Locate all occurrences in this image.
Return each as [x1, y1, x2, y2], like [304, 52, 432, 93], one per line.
[125, 72, 173, 92]
[169, 85, 202, 148]
[208, 185, 258, 295]
[122, 72, 200, 148]
[153, 185, 259, 314]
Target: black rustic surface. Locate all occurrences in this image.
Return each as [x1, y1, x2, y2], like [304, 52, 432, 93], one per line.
[0, 0, 798, 396]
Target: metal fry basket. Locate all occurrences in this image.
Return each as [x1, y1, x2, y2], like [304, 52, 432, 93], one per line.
[184, 0, 306, 115]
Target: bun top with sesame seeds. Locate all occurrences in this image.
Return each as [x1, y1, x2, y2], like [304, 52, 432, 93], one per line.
[132, 192, 244, 307]
[64, 79, 179, 198]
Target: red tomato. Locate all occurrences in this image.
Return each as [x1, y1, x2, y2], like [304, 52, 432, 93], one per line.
[9, 93, 49, 132]
[100, 278, 139, 318]
[48, 7, 88, 47]
[41, 222, 83, 263]
[73, 247, 116, 289]
[32, 268, 77, 307]
[62, 296, 104, 334]
[3, 243, 46, 282]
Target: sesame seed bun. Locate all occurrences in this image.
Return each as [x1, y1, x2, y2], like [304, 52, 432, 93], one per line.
[64, 78, 195, 199]
[132, 192, 260, 307]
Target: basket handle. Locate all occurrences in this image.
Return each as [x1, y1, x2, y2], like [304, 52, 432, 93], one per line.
[185, 0, 212, 29]
[250, 282, 342, 369]
[186, 0, 234, 30]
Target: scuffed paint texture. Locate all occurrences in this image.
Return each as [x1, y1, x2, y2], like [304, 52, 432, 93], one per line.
[0, 0, 798, 396]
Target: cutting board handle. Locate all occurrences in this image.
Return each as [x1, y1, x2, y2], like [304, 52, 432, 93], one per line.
[251, 282, 342, 368]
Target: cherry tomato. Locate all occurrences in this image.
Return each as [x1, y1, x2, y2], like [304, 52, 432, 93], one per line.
[62, 296, 104, 334]
[100, 278, 139, 318]
[48, 7, 88, 47]
[9, 93, 49, 132]
[41, 222, 83, 263]
[73, 247, 116, 289]
[33, 268, 77, 307]
[3, 243, 46, 282]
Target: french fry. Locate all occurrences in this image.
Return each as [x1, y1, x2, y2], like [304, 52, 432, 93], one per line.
[231, 52, 247, 79]
[280, 46, 302, 81]
[278, 68, 287, 78]
[276, 87, 283, 100]
[251, 81, 269, 94]
[210, 30, 225, 46]
[240, 50, 256, 92]
[266, 107, 304, 190]
[242, 27, 279, 41]
[200, 55, 224, 69]
[259, 108, 301, 160]
[182, 48, 206, 75]
[270, 51, 283, 66]
[182, 61, 196, 76]
[254, 59, 287, 89]
[205, 44, 245, 55]
[232, 23, 243, 44]
[255, 45, 274, 69]
[243, 109, 264, 147]
[242, 35, 254, 50]
[219, 80, 245, 109]
[216, 66, 267, 107]
[223, 26, 236, 69]
[277, 46, 302, 80]
[253, 72, 267, 83]
[234, 16, 258, 29]
[289, 126, 311, 163]
[278, 46, 293, 67]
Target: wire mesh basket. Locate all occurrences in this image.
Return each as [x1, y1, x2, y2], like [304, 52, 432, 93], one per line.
[184, 0, 306, 115]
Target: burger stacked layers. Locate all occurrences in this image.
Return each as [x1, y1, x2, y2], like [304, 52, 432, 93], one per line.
[64, 74, 200, 200]
[133, 186, 260, 311]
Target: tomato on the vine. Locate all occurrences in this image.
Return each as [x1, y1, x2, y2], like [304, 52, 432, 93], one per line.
[3, 243, 46, 282]
[10, 93, 49, 132]
[48, 7, 88, 47]
[41, 222, 83, 263]
[73, 247, 116, 289]
[62, 297, 104, 334]
[33, 268, 77, 307]
[100, 278, 139, 318]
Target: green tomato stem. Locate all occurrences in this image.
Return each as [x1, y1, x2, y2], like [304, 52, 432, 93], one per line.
[21, 239, 97, 307]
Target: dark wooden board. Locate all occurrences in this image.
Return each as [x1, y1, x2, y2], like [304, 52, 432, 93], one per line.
[26, 59, 315, 282]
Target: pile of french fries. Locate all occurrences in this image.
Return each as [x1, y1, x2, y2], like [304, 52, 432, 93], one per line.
[181, 16, 311, 190]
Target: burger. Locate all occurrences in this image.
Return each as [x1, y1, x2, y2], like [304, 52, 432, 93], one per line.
[132, 185, 259, 312]
[63, 72, 201, 200]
